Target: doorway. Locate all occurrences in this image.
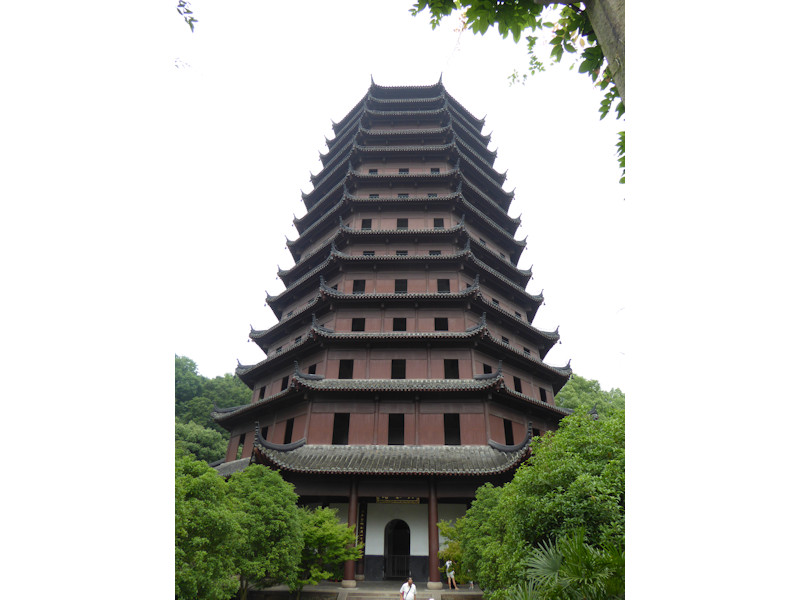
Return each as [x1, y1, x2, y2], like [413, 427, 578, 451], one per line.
[384, 519, 410, 579]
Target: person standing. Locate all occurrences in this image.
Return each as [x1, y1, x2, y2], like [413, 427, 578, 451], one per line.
[445, 559, 458, 590]
[400, 576, 417, 600]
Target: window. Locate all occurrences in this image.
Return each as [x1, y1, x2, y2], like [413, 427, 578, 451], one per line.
[332, 413, 350, 445]
[369, 193, 379, 199]
[428, 193, 438, 198]
[331, 284, 338, 291]
[388, 413, 405, 445]
[444, 414, 461, 445]
[398, 193, 409, 198]
[258, 386, 266, 400]
[351, 318, 365, 332]
[353, 280, 365, 294]
[479, 238, 487, 246]
[391, 359, 406, 379]
[294, 336, 302, 344]
[338, 359, 354, 379]
[515, 311, 522, 319]
[513, 376, 522, 392]
[361, 218, 372, 230]
[395, 279, 407, 294]
[235, 434, 245, 459]
[396, 218, 408, 230]
[539, 387, 548, 404]
[483, 363, 492, 374]
[523, 347, 531, 356]
[260, 425, 269, 440]
[399, 168, 409, 174]
[503, 419, 514, 445]
[307, 364, 316, 375]
[286, 310, 294, 318]
[393, 317, 407, 332]
[430, 167, 440, 174]
[491, 298, 499, 306]
[396, 250, 408, 256]
[283, 418, 294, 444]
[429, 250, 441, 256]
[501, 336, 510, 345]
[533, 428, 541, 437]
[275, 346, 283, 353]
[444, 359, 459, 379]
[437, 278, 450, 293]
[369, 168, 378, 175]
[433, 218, 444, 229]
[434, 318, 448, 331]
[362, 250, 375, 256]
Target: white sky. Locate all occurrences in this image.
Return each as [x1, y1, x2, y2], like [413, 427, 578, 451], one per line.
[3, 2, 800, 597]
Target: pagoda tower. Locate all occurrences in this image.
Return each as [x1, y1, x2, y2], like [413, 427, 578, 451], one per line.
[213, 79, 572, 588]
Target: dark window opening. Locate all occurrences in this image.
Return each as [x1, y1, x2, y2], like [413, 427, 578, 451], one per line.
[433, 218, 444, 229]
[281, 375, 290, 390]
[332, 413, 350, 445]
[430, 167, 440, 174]
[361, 219, 372, 230]
[491, 298, 499, 306]
[307, 364, 316, 375]
[369, 168, 378, 175]
[235, 434, 245, 459]
[396, 250, 408, 256]
[352, 318, 365, 332]
[330, 284, 338, 291]
[503, 419, 515, 445]
[523, 347, 531, 356]
[294, 336, 302, 344]
[399, 168, 409, 174]
[388, 413, 405, 445]
[483, 363, 492, 374]
[391, 359, 406, 379]
[434, 317, 448, 331]
[353, 280, 365, 294]
[258, 386, 266, 400]
[275, 346, 283, 353]
[437, 278, 450, 293]
[395, 279, 407, 294]
[444, 359, 459, 379]
[429, 250, 441, 255]
[397, 218, 408, 230]
[393, 317, 407, 332]
[283, 418, 294, 444]
[398, 193, 409, 198]
[539, 387, 548, 404]
[479, 238, 487, 246]
[428, 193, 438, 198]
[286, 310, 294, 318]
[339, 359, 354, 379]
[363, 250, 375, 256]
[369, 193, 379, 199]
[500, 252, 506, 259]
[501, 336, 510, 345]
[261, 425, 269, 440]
[533, 428, 541, 437]
[513, 376, 522, 392]
[444, 414, 461, 445]
[515, 311, 522, 318]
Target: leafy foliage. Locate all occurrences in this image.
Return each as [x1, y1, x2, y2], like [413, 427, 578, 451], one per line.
[176, 419, 228, 463]
[411, 0, 625, 183]
[555, 374, 625, 416]
[177, 1, 197, 32]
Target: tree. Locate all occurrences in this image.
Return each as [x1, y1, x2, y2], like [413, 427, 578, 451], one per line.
[411, 0, 625, 182]
[443, 409, 624, 598]
[175, 452, 239, 600]
[176, 419, 228, 463]
[226, 465, 304, 600]
[555, 374, 624, 416]
[290, 507, 364, 599]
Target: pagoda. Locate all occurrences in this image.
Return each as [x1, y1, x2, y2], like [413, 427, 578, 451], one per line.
[212, 79, 572, 589]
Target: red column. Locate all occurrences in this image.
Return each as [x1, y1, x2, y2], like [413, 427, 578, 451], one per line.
[428, 478, 442, 588]
[343, 479, 358, 587]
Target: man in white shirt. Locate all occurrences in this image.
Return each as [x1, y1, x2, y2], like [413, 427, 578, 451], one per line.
[400, 577, 416, 600]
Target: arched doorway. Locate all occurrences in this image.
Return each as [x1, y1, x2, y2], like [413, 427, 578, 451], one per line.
[384, 519, 410, 579]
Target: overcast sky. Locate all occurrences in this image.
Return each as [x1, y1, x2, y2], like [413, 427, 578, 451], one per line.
[3, 2, 800, 597]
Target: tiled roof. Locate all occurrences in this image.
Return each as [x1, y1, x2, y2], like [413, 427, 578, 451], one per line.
[253, 443, 528, 476]
[213, 457, 252, 477]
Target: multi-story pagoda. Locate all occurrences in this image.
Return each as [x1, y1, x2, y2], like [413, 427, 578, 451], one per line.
[213, 79, 572, 589]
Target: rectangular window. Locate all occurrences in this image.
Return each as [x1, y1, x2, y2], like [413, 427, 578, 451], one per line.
[261, 425, 269, 440]
[429, 250, 441, 256]
[396, 250, 408, 256]
[444, 359, 459, 379]
[398, 193, 409, 198]
[388, 413, 405, 445]
[275, 346, 283, 353]
[393, 317, 407, 332]
[258, 386, 266, 400]
[399, 168, 409, 174]
[491, 298, 499, 306]
[433, 218, 444, 229]
[539, 387, 548, 404]
[391, 359, 406, 379]
[437, 278, 450, 293]
[503, 419, 515, 445]
[352, 318, 365, 332]
[428, 193, 438, 198]
[515, 311, 522, 319]
[362, 250, 375, 256]
[501, 336, 510, 345]
[281, 375, 290, 390]
[369, 168, 378, 175]
[353, 280, 365, 294]
[283, 418, 294, 444]
[338, 359, 354, 379]
[397, 218, 408, 230]
[513, 376, 523, 392]
[307, 364, 316, 375]
[361, 218, 372, 230]
[523, 347, 531, 356]
[395, 279, 407, 294]
[430, 167, 440, 174]
[434, 317, 448, 331]
[444, 414, 461, 445]
[294, 336, 302, 344]
[369, 193, 379, 199]
[332, 413, 350, 445]
[483, 363, 492, 374]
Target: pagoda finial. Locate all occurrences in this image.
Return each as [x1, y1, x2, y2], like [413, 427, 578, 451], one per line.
[237, 358, 242, 367]
[438, 72, 443, 85]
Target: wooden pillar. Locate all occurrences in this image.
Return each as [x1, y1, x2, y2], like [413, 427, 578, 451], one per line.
[342, 479, 358, 588]
[427, 478, 443, 589]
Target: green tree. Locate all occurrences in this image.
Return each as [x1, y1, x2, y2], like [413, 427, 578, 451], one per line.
[176, 418, 228, 463]
[175, 452, 239, 600]
[175, 354, 205, 407]
[555, 375, 624, 416]
[227, 465, 304, 600]
[411, 0, 625, 182]
[290, 507, 364, 599]
[445, 410, 624, 598]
